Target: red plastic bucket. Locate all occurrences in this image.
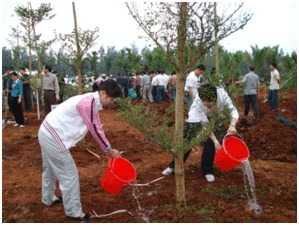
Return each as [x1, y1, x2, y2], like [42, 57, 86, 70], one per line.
[101, 157, 137, 195]
[215, 134, 250, 171]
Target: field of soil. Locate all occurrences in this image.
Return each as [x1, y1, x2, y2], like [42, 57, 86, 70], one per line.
[2, 89, 297, 223]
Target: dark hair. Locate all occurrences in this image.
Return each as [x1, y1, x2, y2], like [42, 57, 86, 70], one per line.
[19, 67, 26, 71]
[44, 65, 52, 72]
[98, 79, 121, 98]
[196, 64, 206, 71]
[171, 71, 176, 75]
[198, 83, 217, 102]
[11, 72, 18, 77]
[270, 63, 277, 68]
[249, 66, 255, 71]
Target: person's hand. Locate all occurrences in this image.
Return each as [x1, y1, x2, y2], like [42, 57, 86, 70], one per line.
[214, 140, 221, 152]
[108, 148, 121, 159]
[55, 94, 60, 102]
[227, 125, 237, 135]
[18, 97, 22, 104]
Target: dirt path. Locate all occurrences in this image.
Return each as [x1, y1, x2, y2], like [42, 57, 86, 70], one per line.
[2, 89, 297, 222]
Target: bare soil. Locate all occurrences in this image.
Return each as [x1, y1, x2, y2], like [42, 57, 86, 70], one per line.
[2, 89, 296, 223]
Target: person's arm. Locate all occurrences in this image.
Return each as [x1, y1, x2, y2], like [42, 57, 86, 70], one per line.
[210, 132, 221, 151]
[17, 80, 23, 104]
[188, 86, 194, 101]
[76, 95, 120, 158]
[275, 71, 281, 84]
[53, 75, 60, 101]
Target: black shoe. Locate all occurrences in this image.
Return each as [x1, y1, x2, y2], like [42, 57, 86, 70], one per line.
[67, 213, 90, 222]
[50, 197, 63, 205]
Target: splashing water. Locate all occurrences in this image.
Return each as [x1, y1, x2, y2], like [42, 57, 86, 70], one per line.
[132, 184, 151, 223]
[241, 160, 262, 215]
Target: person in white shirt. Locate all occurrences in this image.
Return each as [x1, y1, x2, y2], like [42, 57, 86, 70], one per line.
[162, 83, 239, 182]
[38, 79, 121, 222]
[162, 71, 170, 101]
[268, 63, 280, 111]
[155, 70, 166, 103]
[184, 64, 206, 109]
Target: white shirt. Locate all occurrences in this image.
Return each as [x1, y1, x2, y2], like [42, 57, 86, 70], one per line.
[163, 74, 170, 89]
[187, 87, 239, 124]
[184, 71, 200, 97]
[155, 74, 166, 86]
[270, 69, 280, 90]
[151, 76, 158, 86]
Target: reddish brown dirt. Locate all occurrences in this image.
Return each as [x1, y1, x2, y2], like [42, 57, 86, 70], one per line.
[2, 89, 297, 223]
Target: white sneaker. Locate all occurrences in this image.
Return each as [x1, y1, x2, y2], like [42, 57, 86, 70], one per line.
[19, 125, 25, 128]
[162, 167, 174, 176]
[13, 123, 20, 127]
[205, 174, 215, 182]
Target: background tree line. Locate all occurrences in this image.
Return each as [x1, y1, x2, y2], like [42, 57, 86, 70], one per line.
[2, 44, 297, 84]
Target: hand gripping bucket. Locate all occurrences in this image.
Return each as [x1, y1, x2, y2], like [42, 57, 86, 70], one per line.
[215, 134, 250, 171]
[101, 157, 137, 195]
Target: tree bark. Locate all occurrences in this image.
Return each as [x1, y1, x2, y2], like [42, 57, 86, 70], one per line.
[72, 2, 83, 95]
[174, 2, 187, 210]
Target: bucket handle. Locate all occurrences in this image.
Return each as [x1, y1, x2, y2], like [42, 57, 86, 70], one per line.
[107, 157, 136, 184]
[222, 133, 248, 163]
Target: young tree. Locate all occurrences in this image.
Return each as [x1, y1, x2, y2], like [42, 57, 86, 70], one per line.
[15, 3, 55, 74]
[55, 2, 99, 94]
[126, 2, 252, 209]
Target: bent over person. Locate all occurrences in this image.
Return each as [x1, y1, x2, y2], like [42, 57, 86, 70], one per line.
[38, 79, 121, 222]
[162, 84, 239, 182]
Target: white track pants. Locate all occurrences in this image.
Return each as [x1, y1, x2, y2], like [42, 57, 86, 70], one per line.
[38, 124, 82, 217]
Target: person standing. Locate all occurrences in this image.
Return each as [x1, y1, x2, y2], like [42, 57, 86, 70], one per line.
[268, 63, 280, 111]
[162, 84, 239, 182]
[168, 71, 177, 102]
[236, 66, 259, 118]
[42, 65, 60, 116]
[19, 67, 32, 112]
[141, 71, 153, 102]
[4, 68, 13, 113]
[184, 64, 206, 109]
[155, 70, 166, 104]
[38, 79, 122, 221]
[10, 72, 25, 127]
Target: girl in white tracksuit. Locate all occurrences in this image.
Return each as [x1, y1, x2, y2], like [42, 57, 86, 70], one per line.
[38, 79, 121, 222]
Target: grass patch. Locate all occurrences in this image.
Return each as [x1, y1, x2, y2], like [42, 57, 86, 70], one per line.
[203, 185, 241, 200]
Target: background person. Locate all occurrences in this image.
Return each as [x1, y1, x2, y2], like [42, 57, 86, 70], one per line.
[42, 65, 60, 116]
[184, 64, 206, 109]
[19, 67, 32, 112]
[268, 63, 280, 111]
[236, 66, 260, 118]
[10, 72, 25, 127]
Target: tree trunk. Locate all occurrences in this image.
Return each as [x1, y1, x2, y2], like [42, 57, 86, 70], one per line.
[28, 3, 32, 74]
[174, 2, 188, 210]
[29, 2, 42, 74]
[214, 3, 220, 77]
[72, 2, 83, 95]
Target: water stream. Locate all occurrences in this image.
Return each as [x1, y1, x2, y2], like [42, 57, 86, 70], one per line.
[241, 160, 262, 215]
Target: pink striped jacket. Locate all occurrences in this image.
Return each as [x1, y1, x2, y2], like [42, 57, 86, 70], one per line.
[42, 91, 111, 153]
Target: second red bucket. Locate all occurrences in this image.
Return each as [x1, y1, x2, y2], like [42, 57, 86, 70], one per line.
[215, 134, 250, 171]
[101, 157, 137, 195]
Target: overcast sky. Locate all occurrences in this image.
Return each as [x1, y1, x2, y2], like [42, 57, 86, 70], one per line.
[1, 1, 298, 55]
